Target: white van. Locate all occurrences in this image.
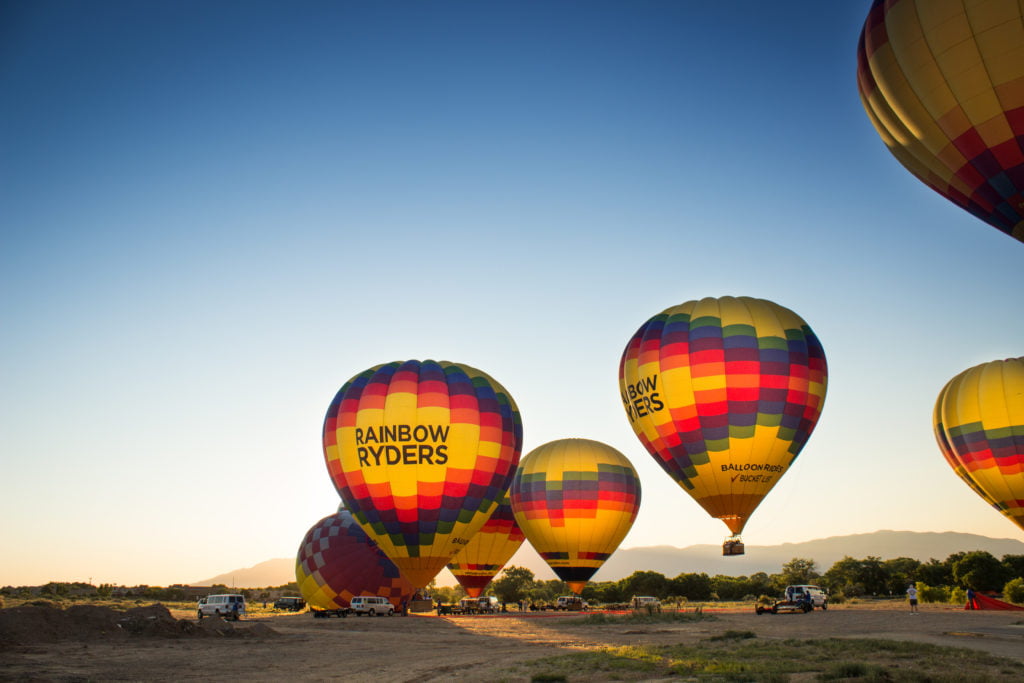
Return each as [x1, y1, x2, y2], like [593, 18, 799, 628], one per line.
[197, 594, 246, 620]
[630, 595, 661, 611]
[556, 595, 587, 611]
[785, 585, 828, 609]
[350, 596, 395, 616]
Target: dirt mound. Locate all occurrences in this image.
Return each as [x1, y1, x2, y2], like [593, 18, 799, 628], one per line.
[195, 615, 281, 638]
[0, 603, 278, 645]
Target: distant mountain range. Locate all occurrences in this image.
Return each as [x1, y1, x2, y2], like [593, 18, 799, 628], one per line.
[193, 530, 1024, 588]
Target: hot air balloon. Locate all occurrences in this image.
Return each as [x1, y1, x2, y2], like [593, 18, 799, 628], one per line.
[511, 438, 641, 594]
[295, 508, 416, 611]
[322, 359, 523, 590]
[447, 493, 525, 598]
[933, 357, 1024, 532]
[857, 0, 1024, 245]
[619, 296, 827, 555]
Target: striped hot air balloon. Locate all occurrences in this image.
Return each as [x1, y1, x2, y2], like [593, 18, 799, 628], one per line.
[323, 359, 523, 590]
[295, 508, 415, 611]
[934, 357, 1024, 532]
[511, 438, 641, 595]
[447, 492, 525, 598]
[619, 296, 827, 553]
[857, 0, 1024, 245]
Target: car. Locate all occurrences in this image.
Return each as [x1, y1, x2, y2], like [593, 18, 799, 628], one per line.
[630, 595, 661, 611]
[755, 585, 828, 615]
[197, 594, 246, 620]
[274, 596, 306, 611]
[785, 585, 828, 609]
[475, 596, 500, 613]
[555, 596, 587, 611]
[350, 596, 395, 616]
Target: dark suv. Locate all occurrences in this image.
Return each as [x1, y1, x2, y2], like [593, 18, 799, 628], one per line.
[274, 597, 306, 611]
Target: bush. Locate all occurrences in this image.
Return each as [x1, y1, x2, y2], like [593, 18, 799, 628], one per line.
[827, 591, 847, 605]
[949, 587, 968, 605]
[916, 582, 949, 603]
[1004, 577, 1024, 604]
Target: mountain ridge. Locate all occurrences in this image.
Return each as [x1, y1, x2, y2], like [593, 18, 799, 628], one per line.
[194, 530, 1024, 588]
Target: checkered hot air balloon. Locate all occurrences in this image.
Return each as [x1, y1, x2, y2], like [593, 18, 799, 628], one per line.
[934, 357, 1024, 533]
[295, 508, 415, 611]
[323, 360, 523, 590]
[511, 438, 641, 595]
[619, 296, 828, 553]
[857, 0, 1024, 245]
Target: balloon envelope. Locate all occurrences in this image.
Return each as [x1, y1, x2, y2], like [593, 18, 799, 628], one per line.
[933, 357, 1024, 532]
[295, 509, 415, 610]
[511, 438, 641, 595]
[323, 359, 523, 589]
[447, 493, 525, 598]
[618, 296, 827, 537]
[857, 0, 1024, 244]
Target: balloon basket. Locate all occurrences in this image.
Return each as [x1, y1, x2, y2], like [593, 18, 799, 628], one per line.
[722, 538, 745, 556]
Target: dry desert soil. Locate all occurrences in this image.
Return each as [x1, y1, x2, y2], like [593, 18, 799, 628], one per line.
[1, 603, 1023, 681]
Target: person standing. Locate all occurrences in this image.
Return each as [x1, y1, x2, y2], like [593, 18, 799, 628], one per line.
[906, 584, 918, 613]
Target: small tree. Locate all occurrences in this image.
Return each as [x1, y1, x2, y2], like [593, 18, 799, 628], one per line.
[1003, 577, 1024, 604]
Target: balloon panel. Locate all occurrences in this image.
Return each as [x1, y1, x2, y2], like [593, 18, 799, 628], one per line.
[857, 0, 1024, 244]
[295, 510, 415, 610]
[619, 296, 827, 535]
[447, 493, 525, 598]
[323, 359, 523, 589]
[511, 439, 640, 588]
[934, 357, 1024, 532]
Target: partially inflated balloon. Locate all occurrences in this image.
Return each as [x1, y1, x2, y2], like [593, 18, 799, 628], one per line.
[295, 509, 415, 610]
[511, 438, 641, 595]
[857, 0, 1024, 244]
[447, 493, 525, 598]
[619, 296, 827, 541]
[323, 360, 523, 589]
[933, 357, 1024, 532]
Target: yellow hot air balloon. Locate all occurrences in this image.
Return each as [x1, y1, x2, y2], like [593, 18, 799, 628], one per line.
[933, 357, 1024, 532]
[510, 438, 641, 595]
[447, 493, 525, 598]
[322, 360, 523, 590]
[619, 296, 828, 554]
[857, 0, 1024, 245]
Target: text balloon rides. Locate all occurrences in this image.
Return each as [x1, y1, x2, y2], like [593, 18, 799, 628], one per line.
[295, 508, 415, 611]
[619, 296, 828, 552]
[447, 492, 525, 598]
[857, 0, 1024, 245]
[323, 359, 523, 590]
[511, 438, 641, 595]
[933, 357, 1024, 533]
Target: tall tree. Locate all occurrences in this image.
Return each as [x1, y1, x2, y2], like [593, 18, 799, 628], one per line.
[953, 551, 1008, 591]
[780, 558, 819, 585]
[490, 566, 535, 604]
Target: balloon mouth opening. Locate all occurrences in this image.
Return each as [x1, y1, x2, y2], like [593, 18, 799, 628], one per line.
[718, 515, 746, 535]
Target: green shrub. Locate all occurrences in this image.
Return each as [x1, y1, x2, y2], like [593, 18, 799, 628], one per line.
[949, 587, 968, 605]
[827, 591, 847, 605]
[1004, 577, 1024, 604]
[916, 582, 949, 603]
[820, 661, 886, 680]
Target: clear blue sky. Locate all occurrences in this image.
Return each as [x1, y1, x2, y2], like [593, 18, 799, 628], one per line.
[2, 1, 1021, 587]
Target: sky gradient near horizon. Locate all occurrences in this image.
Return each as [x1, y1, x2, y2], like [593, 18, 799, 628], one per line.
[2, 1, 1022, 587]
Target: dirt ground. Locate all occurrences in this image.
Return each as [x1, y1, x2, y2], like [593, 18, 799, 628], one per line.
[1, 604, 1022, 681]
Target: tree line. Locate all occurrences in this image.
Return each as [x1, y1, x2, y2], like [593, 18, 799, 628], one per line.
[431, 550, 1024, 606]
